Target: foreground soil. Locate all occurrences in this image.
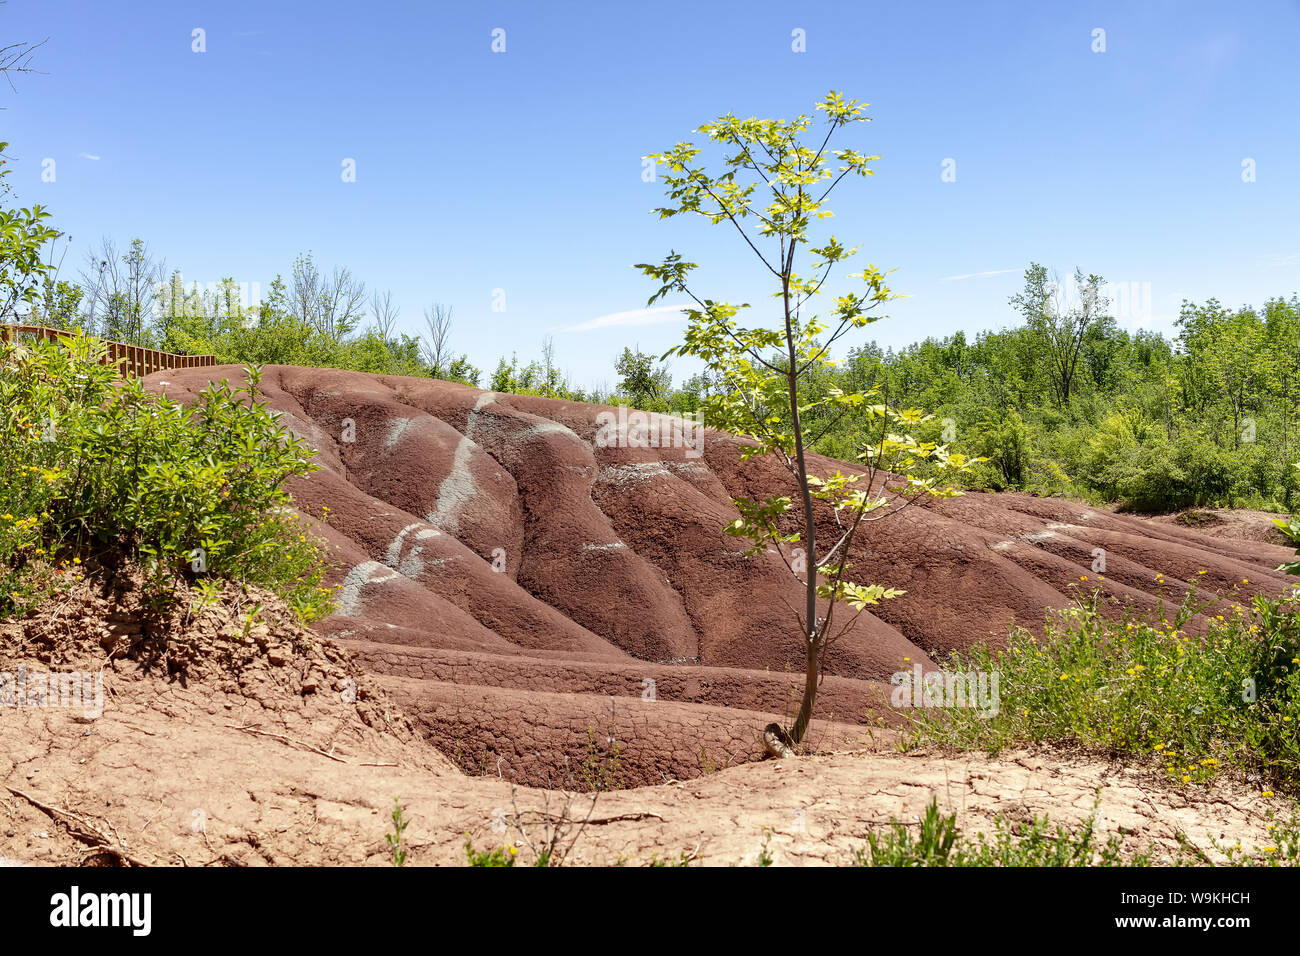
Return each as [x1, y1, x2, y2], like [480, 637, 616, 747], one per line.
[0, 563, 1285, 867]
[0, 671, 1281, 866]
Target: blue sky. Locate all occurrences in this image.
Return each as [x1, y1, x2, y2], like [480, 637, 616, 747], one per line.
[4, 0, 1299, 388]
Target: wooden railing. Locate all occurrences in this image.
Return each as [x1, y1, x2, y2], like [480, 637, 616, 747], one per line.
[0, 325, 216, 378]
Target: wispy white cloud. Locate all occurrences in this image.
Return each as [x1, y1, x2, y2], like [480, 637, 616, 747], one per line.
[940, 269, 1017, 282]
[558, 303, 689, 333]
[78, 152, 100, 161]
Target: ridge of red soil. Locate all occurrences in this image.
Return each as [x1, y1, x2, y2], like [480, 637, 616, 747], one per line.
[139, 365, 1297, 788]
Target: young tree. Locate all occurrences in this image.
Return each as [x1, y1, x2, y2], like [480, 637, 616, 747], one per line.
[443, 354, 482, 387]
[32, 278, 82, 329]
[1178, 300, 1269, 451]
[0, 141, 59, 319]
[369, 289, 400, 344]
[78, 238, 115, 335]
[122, 238, 165, 343]
[614, 345, 672, 410]
[637, 92, 975, 750]
[1010, 263, 1109, 408]
[289, 252, 364, 343]
[421, 301, 454, 375]
[78, 236, 165, 344]
[289, 251, 323, 332]
[153, 269, 215, 354]
[319, 265, 365, 342]
[538, 335, 572, 397]
[541, 335, 558, 391]
[419, 302, 481, 385]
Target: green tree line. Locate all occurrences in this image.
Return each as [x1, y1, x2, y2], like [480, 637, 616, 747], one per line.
[10, 229, 1299, 513]
[793, 267, 1300, 513]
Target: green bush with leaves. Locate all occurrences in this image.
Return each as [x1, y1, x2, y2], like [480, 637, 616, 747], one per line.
[852, 797, 1146, 867]
[1275, 477, 1300, 575]
[0, 140, 60, 320]
[463, 839, 523, 867]
[0, 331, 333, 620]
[905, 583, 1300, 794]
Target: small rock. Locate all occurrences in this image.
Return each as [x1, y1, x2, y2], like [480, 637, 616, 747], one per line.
[266, 646, 292, 666]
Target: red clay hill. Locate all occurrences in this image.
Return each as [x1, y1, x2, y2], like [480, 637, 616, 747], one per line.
[144, 365, 1296, 788]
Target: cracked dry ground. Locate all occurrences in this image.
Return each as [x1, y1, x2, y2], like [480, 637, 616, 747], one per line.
[0, 364, 1294, 865]
[0, 664, 1283, 865]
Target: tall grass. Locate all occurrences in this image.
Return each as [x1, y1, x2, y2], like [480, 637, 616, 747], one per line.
[905, 581, 1300, 794]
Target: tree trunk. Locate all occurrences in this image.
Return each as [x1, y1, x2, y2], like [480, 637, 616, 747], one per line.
[779, 242, 819, 750]
[787, 638, 820, 745]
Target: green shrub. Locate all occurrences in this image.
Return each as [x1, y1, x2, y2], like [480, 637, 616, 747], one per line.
[967, 409, 1030, 489]
[463, 838, 538, 866]
[905, 582, 1300, 794]
[385, 798, 410, 867]
[1275, 492, 1300, 575]
[852, 797, 1146, 867]
[0, 331, 333, 620]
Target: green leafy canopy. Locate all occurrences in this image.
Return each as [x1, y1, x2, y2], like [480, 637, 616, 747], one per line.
[636, 92, 981, 745]
[0, 141, 60, 319]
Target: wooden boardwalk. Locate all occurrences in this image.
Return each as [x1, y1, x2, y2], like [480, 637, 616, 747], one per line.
[0, 324, 216, 378]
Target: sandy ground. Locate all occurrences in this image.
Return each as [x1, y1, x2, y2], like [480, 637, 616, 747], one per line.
[0, 625, 1283, 867]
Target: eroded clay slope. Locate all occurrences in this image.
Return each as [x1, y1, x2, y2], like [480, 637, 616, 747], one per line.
[144, 366, 1296, 786]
